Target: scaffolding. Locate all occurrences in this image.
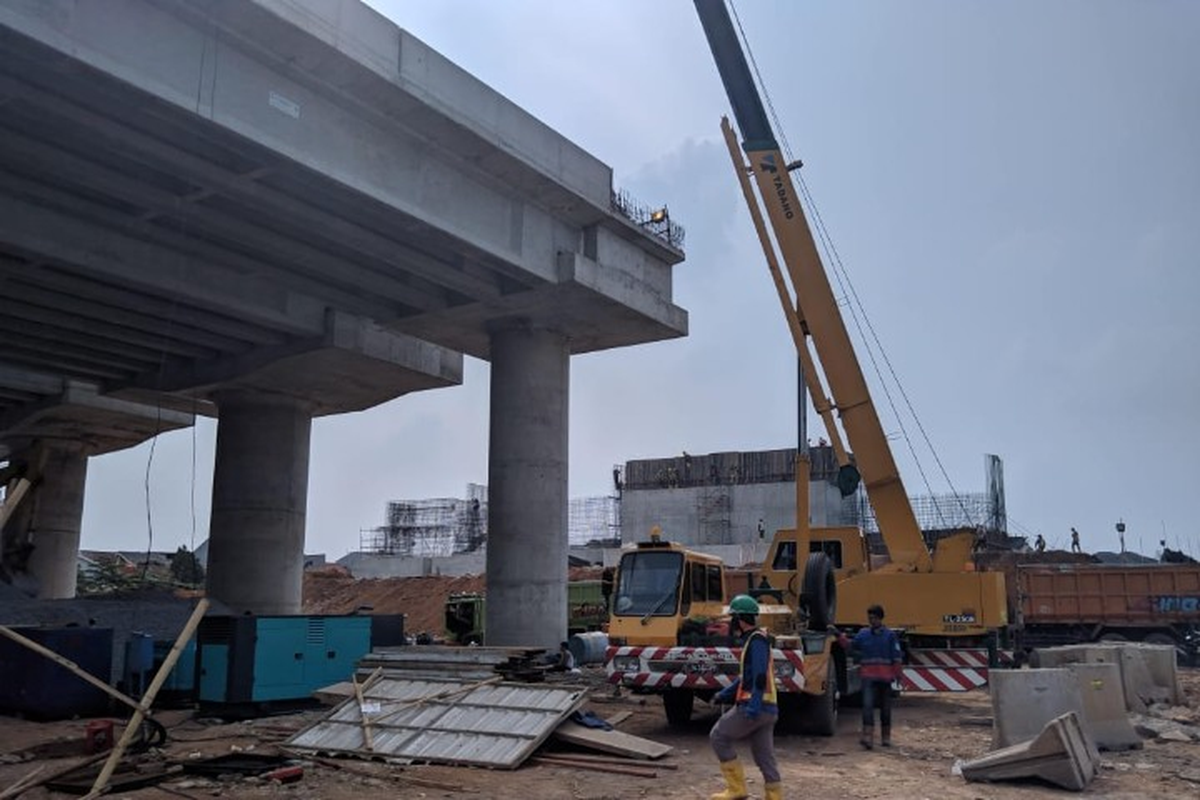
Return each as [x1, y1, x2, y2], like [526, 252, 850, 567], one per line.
[568, 496, 621, 547]
[360, 483, 488, 557]
[360, 484, 620, 555]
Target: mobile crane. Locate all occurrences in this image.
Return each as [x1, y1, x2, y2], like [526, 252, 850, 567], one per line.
[692, 0, 1007, 650]
[604, 0, 1009, 730]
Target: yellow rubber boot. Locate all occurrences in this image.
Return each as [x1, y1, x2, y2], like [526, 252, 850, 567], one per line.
[764, 783, 784, 800]
[710, 759, 748, 800]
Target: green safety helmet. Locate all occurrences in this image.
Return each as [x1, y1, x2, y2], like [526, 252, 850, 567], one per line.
[729, 595, 760, 615]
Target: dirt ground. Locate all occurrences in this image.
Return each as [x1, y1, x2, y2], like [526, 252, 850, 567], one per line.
[1, 668, 1197, 800]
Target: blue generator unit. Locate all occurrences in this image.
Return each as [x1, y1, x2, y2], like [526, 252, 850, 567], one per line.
[197, 614, 399, 716]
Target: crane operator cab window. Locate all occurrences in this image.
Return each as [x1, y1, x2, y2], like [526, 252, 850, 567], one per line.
[613, 551, 683, 617]
[772, 541, 797, 571]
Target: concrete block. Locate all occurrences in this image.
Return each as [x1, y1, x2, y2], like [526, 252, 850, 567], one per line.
[1031, 643, 1181, 712]
[962, 711, 1099, 791]
[1119, 644, 1181, 705]
[1063, 662, 1142, 750]
[990, 669, 1087, 749]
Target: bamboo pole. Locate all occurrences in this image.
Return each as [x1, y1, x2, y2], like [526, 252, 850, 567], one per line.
[0, 477, 31, 531]
[0, 752, 111, 800]
[351, 666, 383, 752]
[82, 598, 210, 799]
[0, 625, 143, 715]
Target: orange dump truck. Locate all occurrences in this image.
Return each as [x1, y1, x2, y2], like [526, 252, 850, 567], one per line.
[1011, 562, 1200, 663]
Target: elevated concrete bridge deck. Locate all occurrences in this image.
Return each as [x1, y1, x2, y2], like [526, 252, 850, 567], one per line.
[0, 0, 687, 643]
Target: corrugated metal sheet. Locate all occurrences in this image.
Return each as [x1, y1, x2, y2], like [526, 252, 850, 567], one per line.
[287, 677, 586, 769]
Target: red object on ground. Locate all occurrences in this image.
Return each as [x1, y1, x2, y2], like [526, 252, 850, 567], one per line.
[84, 719, 114, 753]
[263, 766, 304, 783]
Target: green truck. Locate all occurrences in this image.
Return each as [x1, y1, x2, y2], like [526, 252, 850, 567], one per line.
[444, 580, 607, 644]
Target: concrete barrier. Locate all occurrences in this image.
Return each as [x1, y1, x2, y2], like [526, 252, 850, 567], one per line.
[1063, 662, 1142, 750]
[1031, 643, 1181, 712]
[962, 711, 1099, 791]
[990, 669, 1087, 749]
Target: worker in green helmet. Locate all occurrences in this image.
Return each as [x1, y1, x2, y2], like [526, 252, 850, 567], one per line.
[708, 594, 781, 800]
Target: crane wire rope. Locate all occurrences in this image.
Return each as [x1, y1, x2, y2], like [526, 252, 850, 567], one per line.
[728, 0, 973, 530]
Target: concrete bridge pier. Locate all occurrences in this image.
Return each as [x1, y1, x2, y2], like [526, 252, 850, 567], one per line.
[1, 441, 88, 599]
[485, 322, 570, 649]
[206, 391, 312, 615]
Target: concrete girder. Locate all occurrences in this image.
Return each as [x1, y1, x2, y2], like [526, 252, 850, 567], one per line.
[0, 381, 194, 460]
[0, 120, 457, 316]
[0, 264, 284, 350]
[0, 189, 330, 338]
[123, 311, 464, 417]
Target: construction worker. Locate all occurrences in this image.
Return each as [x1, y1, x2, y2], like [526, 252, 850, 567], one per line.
[1034, 534, 1046, 553]
[709, 594, 780, 800]
[848, 604, 902, 749]
[1071, 527, 1081, 553]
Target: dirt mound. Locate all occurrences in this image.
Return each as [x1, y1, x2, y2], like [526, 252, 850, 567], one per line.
[302, 572, 486, 636]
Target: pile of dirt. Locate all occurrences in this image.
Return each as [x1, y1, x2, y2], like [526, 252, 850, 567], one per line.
[302, 566, 609, 638]
[302, 571, 485, 637]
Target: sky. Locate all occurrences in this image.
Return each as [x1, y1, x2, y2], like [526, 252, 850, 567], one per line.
[79, 0, 1200, 560]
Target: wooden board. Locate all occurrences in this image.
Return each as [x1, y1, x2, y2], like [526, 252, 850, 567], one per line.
[552, 720, 673, 760]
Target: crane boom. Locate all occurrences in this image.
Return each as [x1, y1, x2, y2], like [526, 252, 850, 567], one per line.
[694, 0, 931, 572]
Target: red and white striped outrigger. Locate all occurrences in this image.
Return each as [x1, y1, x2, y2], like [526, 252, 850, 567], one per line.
[901, 648, 1014, 692]
[605, 644, 807, 692]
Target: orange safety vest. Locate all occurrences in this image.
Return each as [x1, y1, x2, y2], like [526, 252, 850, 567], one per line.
[734, 628, 777, 707]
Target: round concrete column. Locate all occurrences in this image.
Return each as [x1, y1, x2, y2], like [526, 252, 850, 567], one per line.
[207, 392, 312, 615]
[485, 324, 569, 648]
[12, 442, 88, 599]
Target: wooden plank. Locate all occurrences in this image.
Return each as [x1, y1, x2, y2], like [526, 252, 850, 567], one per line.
[552, 720, 673, 760]
[531, 755, 658, 778]
[604, 710, 633, 728]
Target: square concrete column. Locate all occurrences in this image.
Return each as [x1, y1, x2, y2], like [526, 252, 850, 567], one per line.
[1, 441, 88, 599]
[485, 323, 569, 648]
[206, 391, 311, 615]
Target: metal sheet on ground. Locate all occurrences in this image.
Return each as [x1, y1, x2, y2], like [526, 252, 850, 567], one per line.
[287, 677, 586, 769]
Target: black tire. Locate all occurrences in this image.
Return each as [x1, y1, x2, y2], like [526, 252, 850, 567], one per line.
[800, 552, 837, 630]
[663, 689, 694, 728]
[1098, 632, 1128, 643]
[1142, 632, 1175, 647]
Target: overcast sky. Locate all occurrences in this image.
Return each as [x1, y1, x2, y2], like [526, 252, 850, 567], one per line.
[80, 0, 1200, 560]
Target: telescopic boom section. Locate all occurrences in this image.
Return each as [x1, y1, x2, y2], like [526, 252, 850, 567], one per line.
[693, 0, 931, 572]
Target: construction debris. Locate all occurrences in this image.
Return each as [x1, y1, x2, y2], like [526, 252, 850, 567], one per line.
[286, 676, 587, 769]
[960, 711, 1099, 791]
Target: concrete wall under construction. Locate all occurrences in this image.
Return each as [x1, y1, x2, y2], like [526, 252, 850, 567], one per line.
[622, 476, 857, 548]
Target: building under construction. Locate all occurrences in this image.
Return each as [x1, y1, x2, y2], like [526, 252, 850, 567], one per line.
[360, 485, 620, 557]
[620, 447, 1008, 556]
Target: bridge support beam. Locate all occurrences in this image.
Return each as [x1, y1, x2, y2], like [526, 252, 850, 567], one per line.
[485, 323, 569, 649]
[206, 392, 311, 615]
[1, 441, 89, 599]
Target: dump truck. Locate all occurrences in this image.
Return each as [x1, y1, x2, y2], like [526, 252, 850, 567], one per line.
[445, 580, 607, 645]
[1005, 562, 1200, 664]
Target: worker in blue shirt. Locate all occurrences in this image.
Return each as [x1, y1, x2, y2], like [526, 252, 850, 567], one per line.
[847, 603, 903, 749]
[709, 594, 781, 800]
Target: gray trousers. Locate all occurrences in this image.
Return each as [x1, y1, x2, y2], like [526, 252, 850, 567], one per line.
[710, 706, 780, 784]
